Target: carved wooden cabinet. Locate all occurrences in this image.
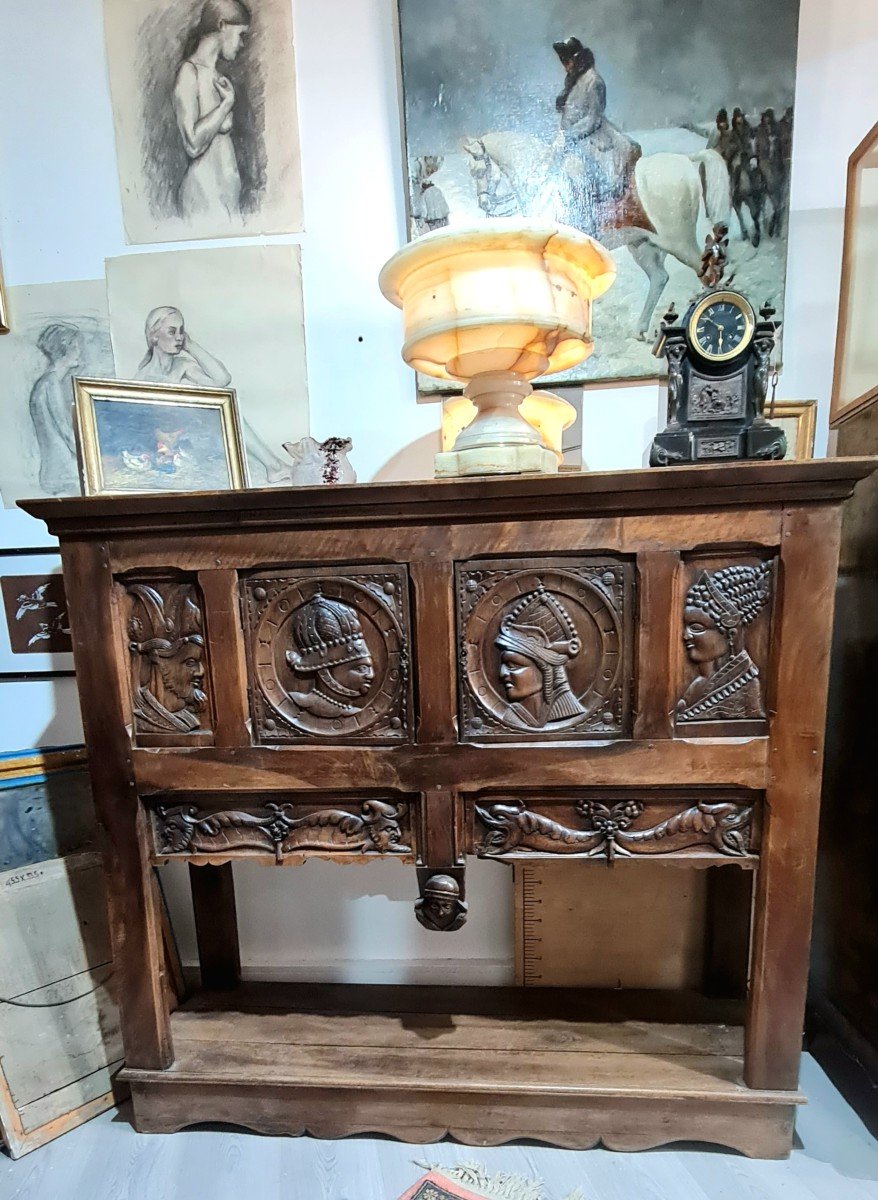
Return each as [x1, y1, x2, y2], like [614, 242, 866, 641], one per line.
[22, 459, 875, 1159]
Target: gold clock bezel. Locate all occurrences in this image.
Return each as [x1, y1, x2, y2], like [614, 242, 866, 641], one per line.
[688, 291, 756, 363]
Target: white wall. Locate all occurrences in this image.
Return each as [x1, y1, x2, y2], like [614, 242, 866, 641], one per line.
[0, 0, 876, 983]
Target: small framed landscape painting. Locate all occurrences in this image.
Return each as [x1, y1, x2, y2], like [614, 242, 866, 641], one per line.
[73, 378, 249, 496]
[0, 553, 74, 677]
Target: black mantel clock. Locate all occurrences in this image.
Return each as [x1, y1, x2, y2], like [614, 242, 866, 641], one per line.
[649, 290, 787, 466]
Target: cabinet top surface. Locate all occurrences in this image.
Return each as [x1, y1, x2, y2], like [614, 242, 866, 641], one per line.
[19, 457, 878, 538]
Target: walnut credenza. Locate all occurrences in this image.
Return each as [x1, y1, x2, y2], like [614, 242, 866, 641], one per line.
[22, 458, 876, 1159]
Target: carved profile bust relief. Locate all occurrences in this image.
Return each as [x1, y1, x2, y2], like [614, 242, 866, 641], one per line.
[495, 585, 586, 728]
[677, 562, 771, 724]
[285, 591, 375, 719]
[127, 582, 208, 734]
[457, 560, 632, 741]
[246, 569, 411, 741]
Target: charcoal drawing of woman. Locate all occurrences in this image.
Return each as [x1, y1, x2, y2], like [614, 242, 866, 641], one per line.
[28, 323, 83, 495]
[136, 306, 290, 483]
[677, 563, 771, 723]
[173, 0, 251, 221]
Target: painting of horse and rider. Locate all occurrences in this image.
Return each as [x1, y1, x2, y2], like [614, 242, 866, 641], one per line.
[397, 0, 800, 383]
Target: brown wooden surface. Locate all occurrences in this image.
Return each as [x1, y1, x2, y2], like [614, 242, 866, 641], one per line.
[59, 540, 172, 1071]
[745, 505, 844, 1089]
[188, 864, 241, 990]
[26, 462, 875, 1157]
[197, 569, 250, 746]
[120, 983, 800, 1157]
[811, 404, 878, 1113]
[20, 458, 877, 538]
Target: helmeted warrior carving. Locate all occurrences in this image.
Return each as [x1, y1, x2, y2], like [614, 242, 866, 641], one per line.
[495, 583, 587, 728]
[285, 591, 375, 718]
[127, 583, 207, 733]
[677, 562, 771, 723]
[415, 873, 468, 932]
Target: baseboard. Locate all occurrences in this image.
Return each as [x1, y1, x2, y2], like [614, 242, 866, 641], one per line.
[806, 996, 878, 1136]
[183, 957, 514, 988]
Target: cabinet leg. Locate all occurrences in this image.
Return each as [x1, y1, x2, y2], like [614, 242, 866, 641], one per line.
[189, 864, 241, 989]
[704, 866, 753, 999]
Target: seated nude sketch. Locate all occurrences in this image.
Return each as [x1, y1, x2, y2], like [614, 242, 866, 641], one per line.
[677, 562, 771, 723]
[173, 0, 251, 221]
[127, 583, 208, 733]
[135, 305, 289, 482]
[285, 592, 375, 719]
[28, 323, 82, 495]
[495, 584, 586, 728]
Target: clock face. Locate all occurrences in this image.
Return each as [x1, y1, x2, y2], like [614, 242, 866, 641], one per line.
[689, 293, 755, 362]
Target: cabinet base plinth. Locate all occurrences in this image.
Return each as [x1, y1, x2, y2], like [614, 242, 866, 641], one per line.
[120, 985, 803, 1159]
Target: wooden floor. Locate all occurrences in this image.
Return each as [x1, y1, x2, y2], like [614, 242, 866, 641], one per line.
[2, 1055, 876, 1199]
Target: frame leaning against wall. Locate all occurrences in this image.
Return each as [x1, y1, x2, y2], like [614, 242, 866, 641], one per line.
[0, 250, 9, 334]
[831, 116, 878, 426]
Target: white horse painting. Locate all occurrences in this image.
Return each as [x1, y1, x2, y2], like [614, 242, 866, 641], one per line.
[463, 132, 730, 338]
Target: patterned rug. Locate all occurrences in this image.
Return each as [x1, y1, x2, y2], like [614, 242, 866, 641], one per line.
[397, 1163, 584, 1200]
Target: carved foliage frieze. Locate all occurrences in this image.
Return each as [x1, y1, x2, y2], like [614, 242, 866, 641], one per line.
[124, 579, 211, 739]
[676, 559, 774, 731]
[244, 567, 411, 742]
[457, 558, 632, 741]
[474, 795, 755, 862]
[153, 798, 412, 862]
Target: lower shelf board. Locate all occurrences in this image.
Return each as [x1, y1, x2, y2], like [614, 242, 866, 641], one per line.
[122, 983, 804, 1158]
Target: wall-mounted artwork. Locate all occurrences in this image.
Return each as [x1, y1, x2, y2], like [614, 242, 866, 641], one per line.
[0, 281, 115, 507]
[103, 0, 303, 244]
[105, 245, 309, 485]
[0, 554, 74, 677]
[397, 0, 800, 385]
[73, 377, 248, 495]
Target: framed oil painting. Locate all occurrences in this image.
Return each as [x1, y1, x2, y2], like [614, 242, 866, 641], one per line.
[73, 378, 249, 496]
[0, 553, 74, 678]
[397, 0, 800, 386]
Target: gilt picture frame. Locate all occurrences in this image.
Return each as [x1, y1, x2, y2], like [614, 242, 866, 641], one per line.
[73, 377, 249, 496]
[770, 399, 817, 459]
[0, 254, 9, 334]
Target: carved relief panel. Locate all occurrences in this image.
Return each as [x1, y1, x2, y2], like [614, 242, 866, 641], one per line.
[150, 793, 415, 863]
[456, 558, 633, 741]
[244, 566, 412, 742]
[469, 791, 759, 863]
[123, 578, 213, 745]
[675, 556, 774, 736]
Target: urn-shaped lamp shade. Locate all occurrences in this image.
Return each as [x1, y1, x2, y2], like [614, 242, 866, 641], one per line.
[378, 220, 616, 382]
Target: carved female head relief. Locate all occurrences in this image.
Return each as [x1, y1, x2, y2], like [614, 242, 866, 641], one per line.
[678, 561, 772, 725]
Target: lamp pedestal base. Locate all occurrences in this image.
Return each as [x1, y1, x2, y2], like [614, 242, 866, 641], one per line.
[435, 442, 557, 478]
[434, 371, 558, 478]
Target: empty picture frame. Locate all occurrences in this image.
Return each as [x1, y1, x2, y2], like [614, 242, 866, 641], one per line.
[73, 377, 249, 496]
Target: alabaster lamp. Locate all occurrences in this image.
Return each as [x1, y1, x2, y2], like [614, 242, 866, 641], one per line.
[379, 219, 615, 477]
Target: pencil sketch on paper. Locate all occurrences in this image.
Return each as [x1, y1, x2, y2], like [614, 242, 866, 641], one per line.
[105, 244, 310, 487]
[135, 305, 290, 482]
[103, 0, 303, 243]
[0, 281, 115, 507]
